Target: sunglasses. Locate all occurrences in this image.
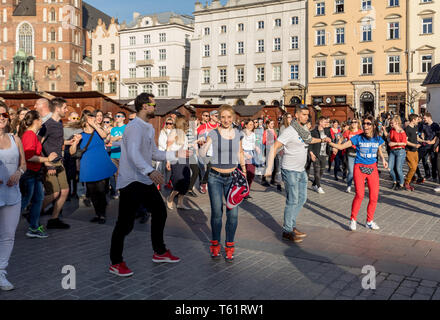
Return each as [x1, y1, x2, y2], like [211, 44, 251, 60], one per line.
[147, 103, 156, 107]
[202, 115, 209, 117]
[0, 112, 10, 119]
[363, 122, 372, 126]
[166, 122, 173, 125]
[116, 115, 125, 118]
[71, 117, 80, 120]
[103, 121, 110, 124]
[129, 118, 134, 121]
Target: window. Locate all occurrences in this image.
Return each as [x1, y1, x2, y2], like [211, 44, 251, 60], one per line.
[219, 68, 227, 83]
[316, 60, 326, 77]
[97, 45, 102, 55]
[203, 69, 210, 84]
[238, 23, 244, 31]
[316, 29, 325, 45]
[316, 2, 325, 15]
[158, 84, 168, 97]
[110, 59, 115, 70]
[51, 83, 56, 91]
[272, 65, 281, 81]
[388, 0, 399, 6]
[292, 16, 299, 25]
[111, 44, 115, 54]
[128, 85, 138, 98]
[237, 41, 244, 54]
[422, 18, 433, 34]
[257, 40, 264, 53]
[97, 82, 104, 93]
[290, 64, 299, 80]
[50, 28, 56, 42]
[159, 66, 167, 77]
[204, 44, 210, 57]
[335, 59, 345, 76]
[256, 66, 265, 82]
[362, 24, 372, 41]
[422, 55, 432, 73]
[159, 49, 166, 61]
[109, 81, 117, 94]
[361, 0, 372, 10]
[258, 21, 264, 29]
[143, 67, 151, 78]
[16, 24, 33, 54]
[388, 55, 400, 74]
[129, 36, 136, 45]
[98, 60, 102, 71]
[274, 19, 282, 27]
[159, 33, 166, 42]
[362, 57, 373, 75]
[388, 22, 400, 39]
[144, 35, 150, 44]
[274, 38, 281, 51]
[220, 43, 226, 56]
[144, 50, 151, 60]
[142, 84, 152, 94]
[204, 27, 210, 35]
[50, 48, 55, 60]
[335, 27, 345, 44]
[129, 68, 136, 78]
[220, 25, 227, 33]
[291, 36, 299, 49]
[237, 67, 244, 82]
[129, 51, 136, 63]
[50, 8, 56, 22]
[336, 0, 344, 13]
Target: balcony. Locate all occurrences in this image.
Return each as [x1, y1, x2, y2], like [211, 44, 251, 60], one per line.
[136, 59, 154, 66]
[121, 76, 170, 84]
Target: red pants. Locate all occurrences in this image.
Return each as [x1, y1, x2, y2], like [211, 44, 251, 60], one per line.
[351, 163, 379, 223]
[245, 164, 255, 189]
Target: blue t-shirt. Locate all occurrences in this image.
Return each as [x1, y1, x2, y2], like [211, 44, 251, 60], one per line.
[350, 135, 385, 165]
[110, 125, 126, 159]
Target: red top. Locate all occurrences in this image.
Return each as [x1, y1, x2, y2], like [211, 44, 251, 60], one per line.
[263, 129, 277, 145]
[389, 128, 407, 150]
[330, 128, 341, 141]
[21, 130, 42, 172]
[197, 122, 219, 137]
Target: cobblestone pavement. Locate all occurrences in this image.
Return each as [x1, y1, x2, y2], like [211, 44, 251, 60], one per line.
[1, 168, 440, 300]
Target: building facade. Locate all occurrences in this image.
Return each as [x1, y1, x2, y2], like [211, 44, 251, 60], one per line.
[306, 0, 407, 118]
[186, 0, 307, 107]
[408, 0, 439, 114]
[92, 17, 120, 99]
[119, 12, 194, 99]
[0, 0, 112, 92]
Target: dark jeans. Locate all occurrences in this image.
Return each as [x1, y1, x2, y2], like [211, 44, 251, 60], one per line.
[312, 155, 327, 188]
[86, 179, 108, 218]
[188, 163, 200, 191]
[334, 151, 343, 179]
[20, 171, 44, 229]
[416, 146, 436, 179]
[110, 182, 167, 265]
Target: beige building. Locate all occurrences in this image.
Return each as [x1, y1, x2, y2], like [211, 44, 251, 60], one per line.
[92, 17, 120, 99]
[408, 0, 439, 114]
[306, 0, 408, 118]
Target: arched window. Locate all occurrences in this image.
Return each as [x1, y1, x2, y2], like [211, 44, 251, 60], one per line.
[50, 28, 56, 42]
[50, 8, 56, 22]
[18, 23, 33, 55]
[236, 99, 245, 106]
[290, 96, 301, 105]
[258, 100, 266, 106]
[50, 48, 55, 60]
[272, 100, 280, 107]
[204, 100, 212, 105]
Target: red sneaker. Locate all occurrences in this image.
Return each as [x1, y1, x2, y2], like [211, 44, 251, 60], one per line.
[404, 183, 414, 191]
[109, 261, 134, 277]
[225, 242, 235, 263]
[152, 250, 181, 263]
[200, 184, 207, 194]
[210, 240, 221, 258]
[165, 180, 173, 190]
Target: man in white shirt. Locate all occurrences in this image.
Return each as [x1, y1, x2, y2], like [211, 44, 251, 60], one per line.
[109, 93, 190, 277]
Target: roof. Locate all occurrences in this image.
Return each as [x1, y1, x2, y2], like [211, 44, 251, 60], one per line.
[119, 98, 192, 116]
[12, 0, 36, 16]
[126, 11, 194, 28]
[233, 105, 264, 117]
[82, 2, 114, 31]
[0, 91, 45, 100]
[422, 64, 440, 86]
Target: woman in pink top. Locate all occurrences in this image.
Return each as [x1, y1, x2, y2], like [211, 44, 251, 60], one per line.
[387, 116, 407, 190]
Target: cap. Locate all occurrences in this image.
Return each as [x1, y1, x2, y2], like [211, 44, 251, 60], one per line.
[210, 110, 218, 116]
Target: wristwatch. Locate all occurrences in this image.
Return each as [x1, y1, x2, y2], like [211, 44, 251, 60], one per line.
[19, 168, 25, 174]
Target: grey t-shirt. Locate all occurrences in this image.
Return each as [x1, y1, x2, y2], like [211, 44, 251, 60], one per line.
[63, 127, 83, 140]
[208, 128, 244, 169]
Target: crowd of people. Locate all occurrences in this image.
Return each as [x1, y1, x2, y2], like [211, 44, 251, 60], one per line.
[0, 93, 439, 287]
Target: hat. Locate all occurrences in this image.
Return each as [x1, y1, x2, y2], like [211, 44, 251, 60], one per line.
[210, 110, 218, 116]
[226, 168, 250, 210]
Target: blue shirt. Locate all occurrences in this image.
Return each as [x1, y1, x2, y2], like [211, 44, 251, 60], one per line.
[110, 125, 126, 159]
[350, 135, 385, 165]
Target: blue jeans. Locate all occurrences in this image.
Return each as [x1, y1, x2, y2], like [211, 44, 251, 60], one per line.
[207, 171, 239, 243]
[388, 148, 406, 185]
[281, 169, 307, 233]
[347, 156, 356, 187]
[20, 173, 44, 229]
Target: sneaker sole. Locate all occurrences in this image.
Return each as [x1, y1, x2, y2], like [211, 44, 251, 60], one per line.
[109, 269, 133, 277]
[282, 237, 303, 243]
[26, 233, 48, 238]
[152, 258, 181, 263]
[0, 286, 14, 291]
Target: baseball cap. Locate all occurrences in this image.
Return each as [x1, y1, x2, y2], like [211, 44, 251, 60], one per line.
[210, 110, 218, 116]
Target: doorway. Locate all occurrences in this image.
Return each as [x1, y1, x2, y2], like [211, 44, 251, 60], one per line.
[360, 92, 375, 116]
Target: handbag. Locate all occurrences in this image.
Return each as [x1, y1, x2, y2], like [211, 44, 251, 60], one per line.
[226, 168, 250, 210]
[72, 131, 94, 159]
[359, 166, 374, 175]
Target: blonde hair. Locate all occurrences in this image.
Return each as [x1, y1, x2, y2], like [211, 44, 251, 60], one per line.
[174, 115, 188, 146]
[218, 104, 236, 119]
[349, 119, 362, 132]
[392, 115, 402, 127]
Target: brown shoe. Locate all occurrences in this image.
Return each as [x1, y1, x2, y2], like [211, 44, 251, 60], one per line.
[293, 228, 307, 238]
[282, 232, 303, 243]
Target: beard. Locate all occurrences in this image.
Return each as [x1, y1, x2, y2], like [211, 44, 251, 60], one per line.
[145, 109, 155, 119]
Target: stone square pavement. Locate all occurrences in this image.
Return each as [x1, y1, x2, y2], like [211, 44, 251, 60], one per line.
[1, 167, 440, 301]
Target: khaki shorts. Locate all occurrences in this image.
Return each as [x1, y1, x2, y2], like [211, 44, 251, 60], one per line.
[43, 162, 69, 196]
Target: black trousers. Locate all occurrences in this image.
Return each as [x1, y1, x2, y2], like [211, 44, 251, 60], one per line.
[110, 182, 167, 265]
[188, 163, 200, 191]
[312, 155, 327, 188]
[86, 179, 108, 217]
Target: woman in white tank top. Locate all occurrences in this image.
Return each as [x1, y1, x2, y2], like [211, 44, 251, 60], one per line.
[0, 103, 27, 291]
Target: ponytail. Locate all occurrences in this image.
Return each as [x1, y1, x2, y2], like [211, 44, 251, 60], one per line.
[18, 110, 40, 138]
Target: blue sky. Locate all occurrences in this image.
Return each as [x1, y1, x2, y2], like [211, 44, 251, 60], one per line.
[85, 0, 228, 23]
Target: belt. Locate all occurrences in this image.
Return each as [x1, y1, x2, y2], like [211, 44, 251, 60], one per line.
[210, 168, 234, 177]
[393, 148, 405, 150]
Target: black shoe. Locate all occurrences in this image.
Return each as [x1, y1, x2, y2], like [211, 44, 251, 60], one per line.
[395, 184, 403, 191]
[244, 195, 252, 200]
[391, 182, 397, 190]
[98, 217, 106, 224]
[277, 185, 282, 192]
[90, 216, 100, 223]
[47, 218, 70, 229]
[270, 180, 276, 185]
[334, 176, 339, 181]
[188, 190, 198, 198]
[71, 193, 79, 199]
[83, 198, 92, 207]
[261, 181, 270, 187]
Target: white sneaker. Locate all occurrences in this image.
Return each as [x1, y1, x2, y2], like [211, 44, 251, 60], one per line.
[177, 204, 192, 210]
[317, 187, 325, 194]
[0, 271, 14, 291]
[349, 219, 357, 231]
[346, 187, 351, 193]
[434, 186, 440, 193]
[366, 221, 380, 230]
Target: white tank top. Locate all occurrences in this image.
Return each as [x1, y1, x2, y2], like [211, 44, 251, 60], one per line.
[0, 134, 21, 206]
